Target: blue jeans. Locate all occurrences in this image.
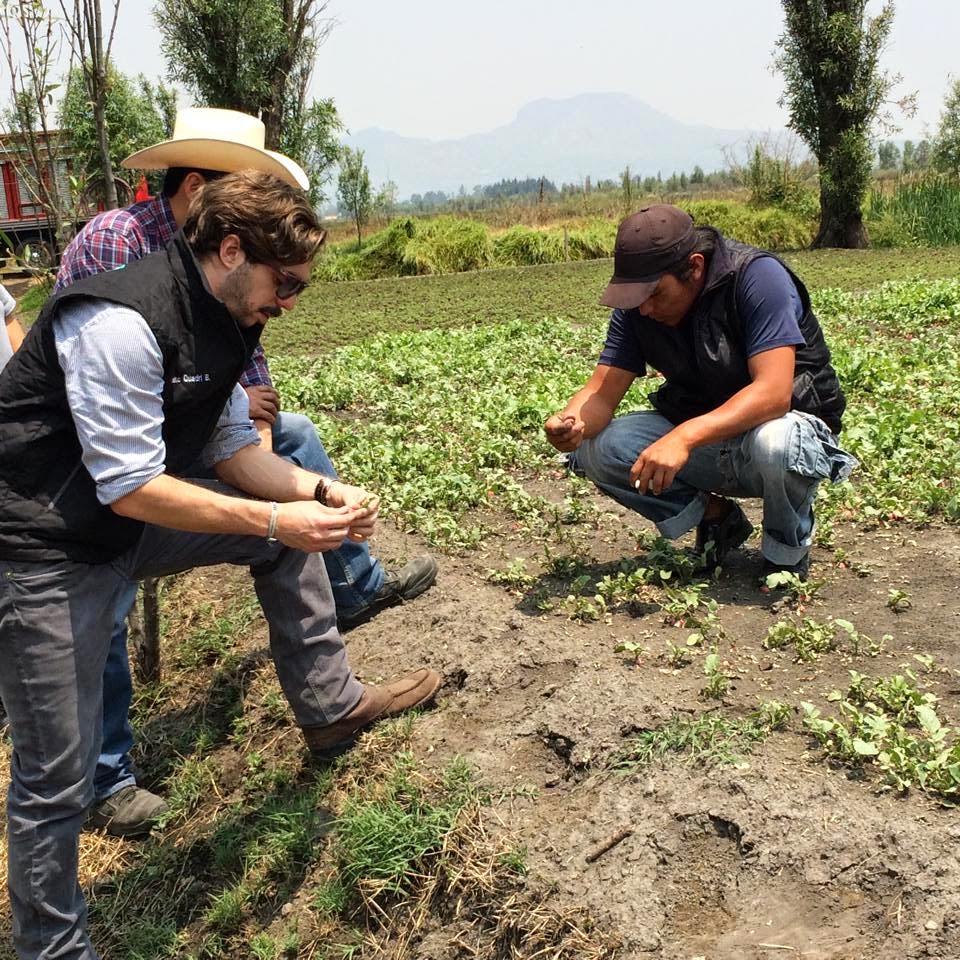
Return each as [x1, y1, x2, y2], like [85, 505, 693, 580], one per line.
[96, 412, 385, 801]
[0, 515, 362, 960]
[569, 410, 856, 565]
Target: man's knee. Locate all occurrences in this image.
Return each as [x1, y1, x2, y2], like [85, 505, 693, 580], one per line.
[275, 412, 319, 452]
[746, 418, 792, 478]
[574, 414, 664, 484]
[573, 429, 625, 484]
[273, 412, 335, 475]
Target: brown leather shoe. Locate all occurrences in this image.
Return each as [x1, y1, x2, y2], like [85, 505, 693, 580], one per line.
[302, 667, 442, 757]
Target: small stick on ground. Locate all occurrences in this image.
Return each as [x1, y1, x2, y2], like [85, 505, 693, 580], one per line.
[584, 826, 634, 864]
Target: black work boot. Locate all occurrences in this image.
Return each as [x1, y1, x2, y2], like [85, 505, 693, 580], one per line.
[695, 501, 753, 570]
[339, 555, 438, 629]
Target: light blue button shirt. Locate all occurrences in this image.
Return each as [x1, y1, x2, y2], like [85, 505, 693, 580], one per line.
[53, 298, 258, 505]
[0, 283, 15, 371]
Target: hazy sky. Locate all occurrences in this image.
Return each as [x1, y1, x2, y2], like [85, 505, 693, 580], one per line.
[12, 0, 960, 142]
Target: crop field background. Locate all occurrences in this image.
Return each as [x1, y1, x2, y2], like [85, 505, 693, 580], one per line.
[3, 248, 960, 959]
[263, 245, 960, 355]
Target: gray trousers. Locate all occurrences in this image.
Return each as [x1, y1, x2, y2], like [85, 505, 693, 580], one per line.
[0, 519, 363, 960]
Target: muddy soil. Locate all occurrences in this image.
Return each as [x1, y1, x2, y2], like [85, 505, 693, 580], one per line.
[338, 494, 960, 960]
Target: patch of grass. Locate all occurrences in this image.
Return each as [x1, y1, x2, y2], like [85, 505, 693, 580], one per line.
[616, 701, 791, 770]
[176, 595, 260, 669]
[332, 752, 476, 899]
[43, 719, 616, 960]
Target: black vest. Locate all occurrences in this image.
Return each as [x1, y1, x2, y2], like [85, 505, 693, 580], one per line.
[0, 233, 260, 563]
[631, 230, 845, 434]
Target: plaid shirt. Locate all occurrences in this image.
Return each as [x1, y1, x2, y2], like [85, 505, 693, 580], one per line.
[55, 196, 271, 387]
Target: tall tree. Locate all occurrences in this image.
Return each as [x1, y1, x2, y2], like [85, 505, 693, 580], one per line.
[156, 0, 341, 198]
[59, 0, 121, 207]
[775, 0, 909, 248]
[59, 66, 175, 193]
[876, 139, 901, 170]
[901, 139, 914, 173]
[933, 77, 960, 177]
[337, 146, 371, 247]
[1, 0, 67, 256]
[277, 95, 342, 207]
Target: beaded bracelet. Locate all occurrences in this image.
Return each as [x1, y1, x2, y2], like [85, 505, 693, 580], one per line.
[314, 476, 334, 505]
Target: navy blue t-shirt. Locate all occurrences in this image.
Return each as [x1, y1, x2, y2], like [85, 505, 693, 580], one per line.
[598, 256, 806, 376]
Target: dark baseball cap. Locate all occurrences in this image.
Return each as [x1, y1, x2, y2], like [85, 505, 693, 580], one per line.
[600, 205, 697, 309]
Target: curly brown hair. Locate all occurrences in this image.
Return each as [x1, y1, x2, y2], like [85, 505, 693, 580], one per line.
[183, 170, 326, 266]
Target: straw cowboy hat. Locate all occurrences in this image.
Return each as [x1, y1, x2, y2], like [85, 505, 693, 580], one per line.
[122, 107, 310, 190]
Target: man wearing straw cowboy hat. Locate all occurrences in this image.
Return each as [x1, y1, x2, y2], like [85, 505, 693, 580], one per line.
[55, 108, 438, 837]
[0, 168, 441, 960]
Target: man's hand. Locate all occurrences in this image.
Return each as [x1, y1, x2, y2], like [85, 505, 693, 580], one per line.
[326, 480, 380, 541]
[544, 413, 586, 452]
[245, 385, 280, 424]
[630, 430, 692, 496]
[274, 500, 357, 552]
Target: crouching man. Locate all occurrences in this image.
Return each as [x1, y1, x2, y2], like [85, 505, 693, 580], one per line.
[544, 204, 856, 580]
[0, 170, 439, 960]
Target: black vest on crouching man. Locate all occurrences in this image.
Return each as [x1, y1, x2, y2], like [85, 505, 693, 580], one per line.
[0, 232, 261, 564]
[633, 229, 845, 435]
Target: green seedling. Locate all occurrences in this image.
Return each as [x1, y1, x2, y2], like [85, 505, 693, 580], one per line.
[762, 570, 825, 605]
[803, 670, 960, 801]
[700, 652, 729, 700]
[614, 639, 646, 666]
[886, 588, 912, 613]
[665, 641, 692, 668]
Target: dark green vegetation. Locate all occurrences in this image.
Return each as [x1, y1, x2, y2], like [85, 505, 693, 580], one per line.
[262, 245, 960, 356]
[315, 202, 816, 282]
[868, 175, 960, 245]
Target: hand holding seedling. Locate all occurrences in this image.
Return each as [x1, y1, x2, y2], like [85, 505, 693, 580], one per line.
[629, 430, 691, 496]
[544, 413, 585, 452]
[274, 499, 357, 552]
[325, 481, 380, 541]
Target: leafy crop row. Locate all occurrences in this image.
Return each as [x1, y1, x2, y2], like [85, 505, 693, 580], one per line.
[272, 277, 960, 550]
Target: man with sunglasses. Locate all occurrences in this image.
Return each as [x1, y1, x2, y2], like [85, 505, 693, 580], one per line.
[55, 108, 437, 838]
[544, 205, 856, 582]
[0, 169, 441, 960]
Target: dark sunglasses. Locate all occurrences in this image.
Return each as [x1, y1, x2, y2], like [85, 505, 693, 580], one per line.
[265, 261, 310, 299]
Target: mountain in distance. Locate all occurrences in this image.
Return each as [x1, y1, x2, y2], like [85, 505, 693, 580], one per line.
[345, 92, 760, 199]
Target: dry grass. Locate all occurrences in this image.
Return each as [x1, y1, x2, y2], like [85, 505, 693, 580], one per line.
[0, 567, 617, 960]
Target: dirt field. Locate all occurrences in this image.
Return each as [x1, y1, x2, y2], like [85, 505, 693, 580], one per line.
[298, 483, 960, 960]
[2, 491, 957, 959]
